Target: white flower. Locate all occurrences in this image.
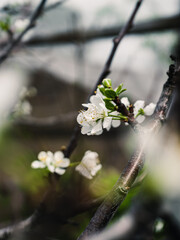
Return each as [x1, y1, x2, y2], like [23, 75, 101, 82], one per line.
[121, 97, 130, 108]
[77, 91, 120, 135]
[75, 150, 102, 179]
[31, 151, 70, 175]
[134, 100, 156, 123]
[14, 18, 29, 32]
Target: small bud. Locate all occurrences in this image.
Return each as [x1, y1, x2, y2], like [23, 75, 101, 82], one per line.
[102, 79, 112, 88]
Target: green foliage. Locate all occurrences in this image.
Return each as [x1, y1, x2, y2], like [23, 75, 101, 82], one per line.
[104, 89, 116, 98]
[0, 17, 10, 31]
[102, 78, 112, 88]
[103, 99, 116, 111]
[116, 84, 126, 96]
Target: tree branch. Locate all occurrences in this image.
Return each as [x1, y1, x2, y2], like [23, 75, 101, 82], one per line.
[64, 0, 143, 158]
[0, 0, 48, 64]
[77, 60, 180, 239]
[11, 14, 179, 46]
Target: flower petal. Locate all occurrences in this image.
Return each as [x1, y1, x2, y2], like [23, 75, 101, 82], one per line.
[54, 151, 64, 161]
[144, 103, 156, 116]
[59, 158, 70, 168]
[134, 100, 145, 115]
[91, 120, 103, 135]
[75, 164, 92, 179]
[103, 117, 112, 131]
[91, 164, 102, 176]
[55, 168, 66, 175]
[31, 161, 46, 169]
[81, 125, 92, 134]
[136, 115, 145, 123]
[112, 119, 121, 128]
[121, 97, 130, 107]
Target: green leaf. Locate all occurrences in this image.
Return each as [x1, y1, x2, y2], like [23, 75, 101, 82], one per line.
[102, 78, 112, 88]
[98, 86, 106, 95]
[104, 99, 115, 110]
[115, 84, 123, 95]
[104, 89, 116, 98]
[0, 17, 10, 31]
[116, 84, 126, 96]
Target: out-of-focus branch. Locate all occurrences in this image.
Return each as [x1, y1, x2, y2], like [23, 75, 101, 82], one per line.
[64, 0, 144, 158]
[10, 14, 179, 46]
[14, 112, 77, 133]
[77, 60, 180, 239]
[0, 0, 48, 64]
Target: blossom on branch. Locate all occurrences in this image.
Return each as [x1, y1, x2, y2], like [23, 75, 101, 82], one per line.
[134, 100, 156, 123]
[77, 90, 120, 135]
[75, 151, 102, 179]
[31, 150, 70, 175]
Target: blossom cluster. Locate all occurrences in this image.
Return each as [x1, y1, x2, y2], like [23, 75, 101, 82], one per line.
[77, 79, 156, 135]
[31, 151, 70, 175]
[31, 150, 102, 179]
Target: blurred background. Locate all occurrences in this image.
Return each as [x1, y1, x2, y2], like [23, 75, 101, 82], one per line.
[0, 0, 180, 239]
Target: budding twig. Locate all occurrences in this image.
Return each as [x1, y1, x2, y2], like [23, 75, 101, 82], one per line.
[65, 0, 143, 158]
[77, 60, 180, 239]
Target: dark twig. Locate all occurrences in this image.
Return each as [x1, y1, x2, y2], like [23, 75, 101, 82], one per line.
[0, 0, 47, 64]
[6, 14, 179, 46]
[77, 61, 180, 239]
[64, 0, 143, 157]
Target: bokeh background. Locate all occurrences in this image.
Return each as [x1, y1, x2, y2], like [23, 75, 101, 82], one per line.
[0, 0, 180, 239]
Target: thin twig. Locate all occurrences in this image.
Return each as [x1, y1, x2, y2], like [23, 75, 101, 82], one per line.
[1, 14, 177, 46]
[77, 60, 180, 239]
[0, 0, 48, 64]
[64, 0, 143, 158]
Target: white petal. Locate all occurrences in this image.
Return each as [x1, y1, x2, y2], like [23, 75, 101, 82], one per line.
[59, 158, 70, 168]
[38, 151, 47, 161]
[90, 95, 103, 106]
[121, 97, 130, 107]
[91, 120, 103, 135]
[112, 120, 121, 128]
[91, 164, 102, 176]
[55, 168, 66, 175]
[75, 164, 92, 179]
[31, 161, 46, 169]
[54, 151, 64, 161]
[136, 115, 145, 123]
[144, 103, 156, 116]
[103, 117, 112, 131]
[134, 100, 145, 115]
[81, 125, 92, 134]
[48, 165, 55, 173]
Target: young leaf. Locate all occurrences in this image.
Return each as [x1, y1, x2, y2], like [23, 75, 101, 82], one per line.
[98, 86, 106, 95]
[102, 79, 112, 88]
[104, 100, 116, 111]
[115, 84, 123, 95]
[104, 89, 116, 98]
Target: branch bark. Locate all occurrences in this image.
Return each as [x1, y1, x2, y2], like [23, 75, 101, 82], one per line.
[64, 0, 143, 158]
[0, 0, 47, 64]
[77, 61, 180, 239]
[10, 14, 179, 46]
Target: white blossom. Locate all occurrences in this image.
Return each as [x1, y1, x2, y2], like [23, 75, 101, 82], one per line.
[75, 151, 102, 179]
[121, 97, 130, 108]
[77, 91, 120, 135]
[134, 100, 156, 123]
[14, 18, 29, 32]
[31, 151, 70, 175]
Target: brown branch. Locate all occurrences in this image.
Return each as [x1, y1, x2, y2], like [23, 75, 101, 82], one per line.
[0, 0, 48, 64]
[64, 0, 143, 158]
[8, 14, 179, 46]
[77, 60, 180, 239]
